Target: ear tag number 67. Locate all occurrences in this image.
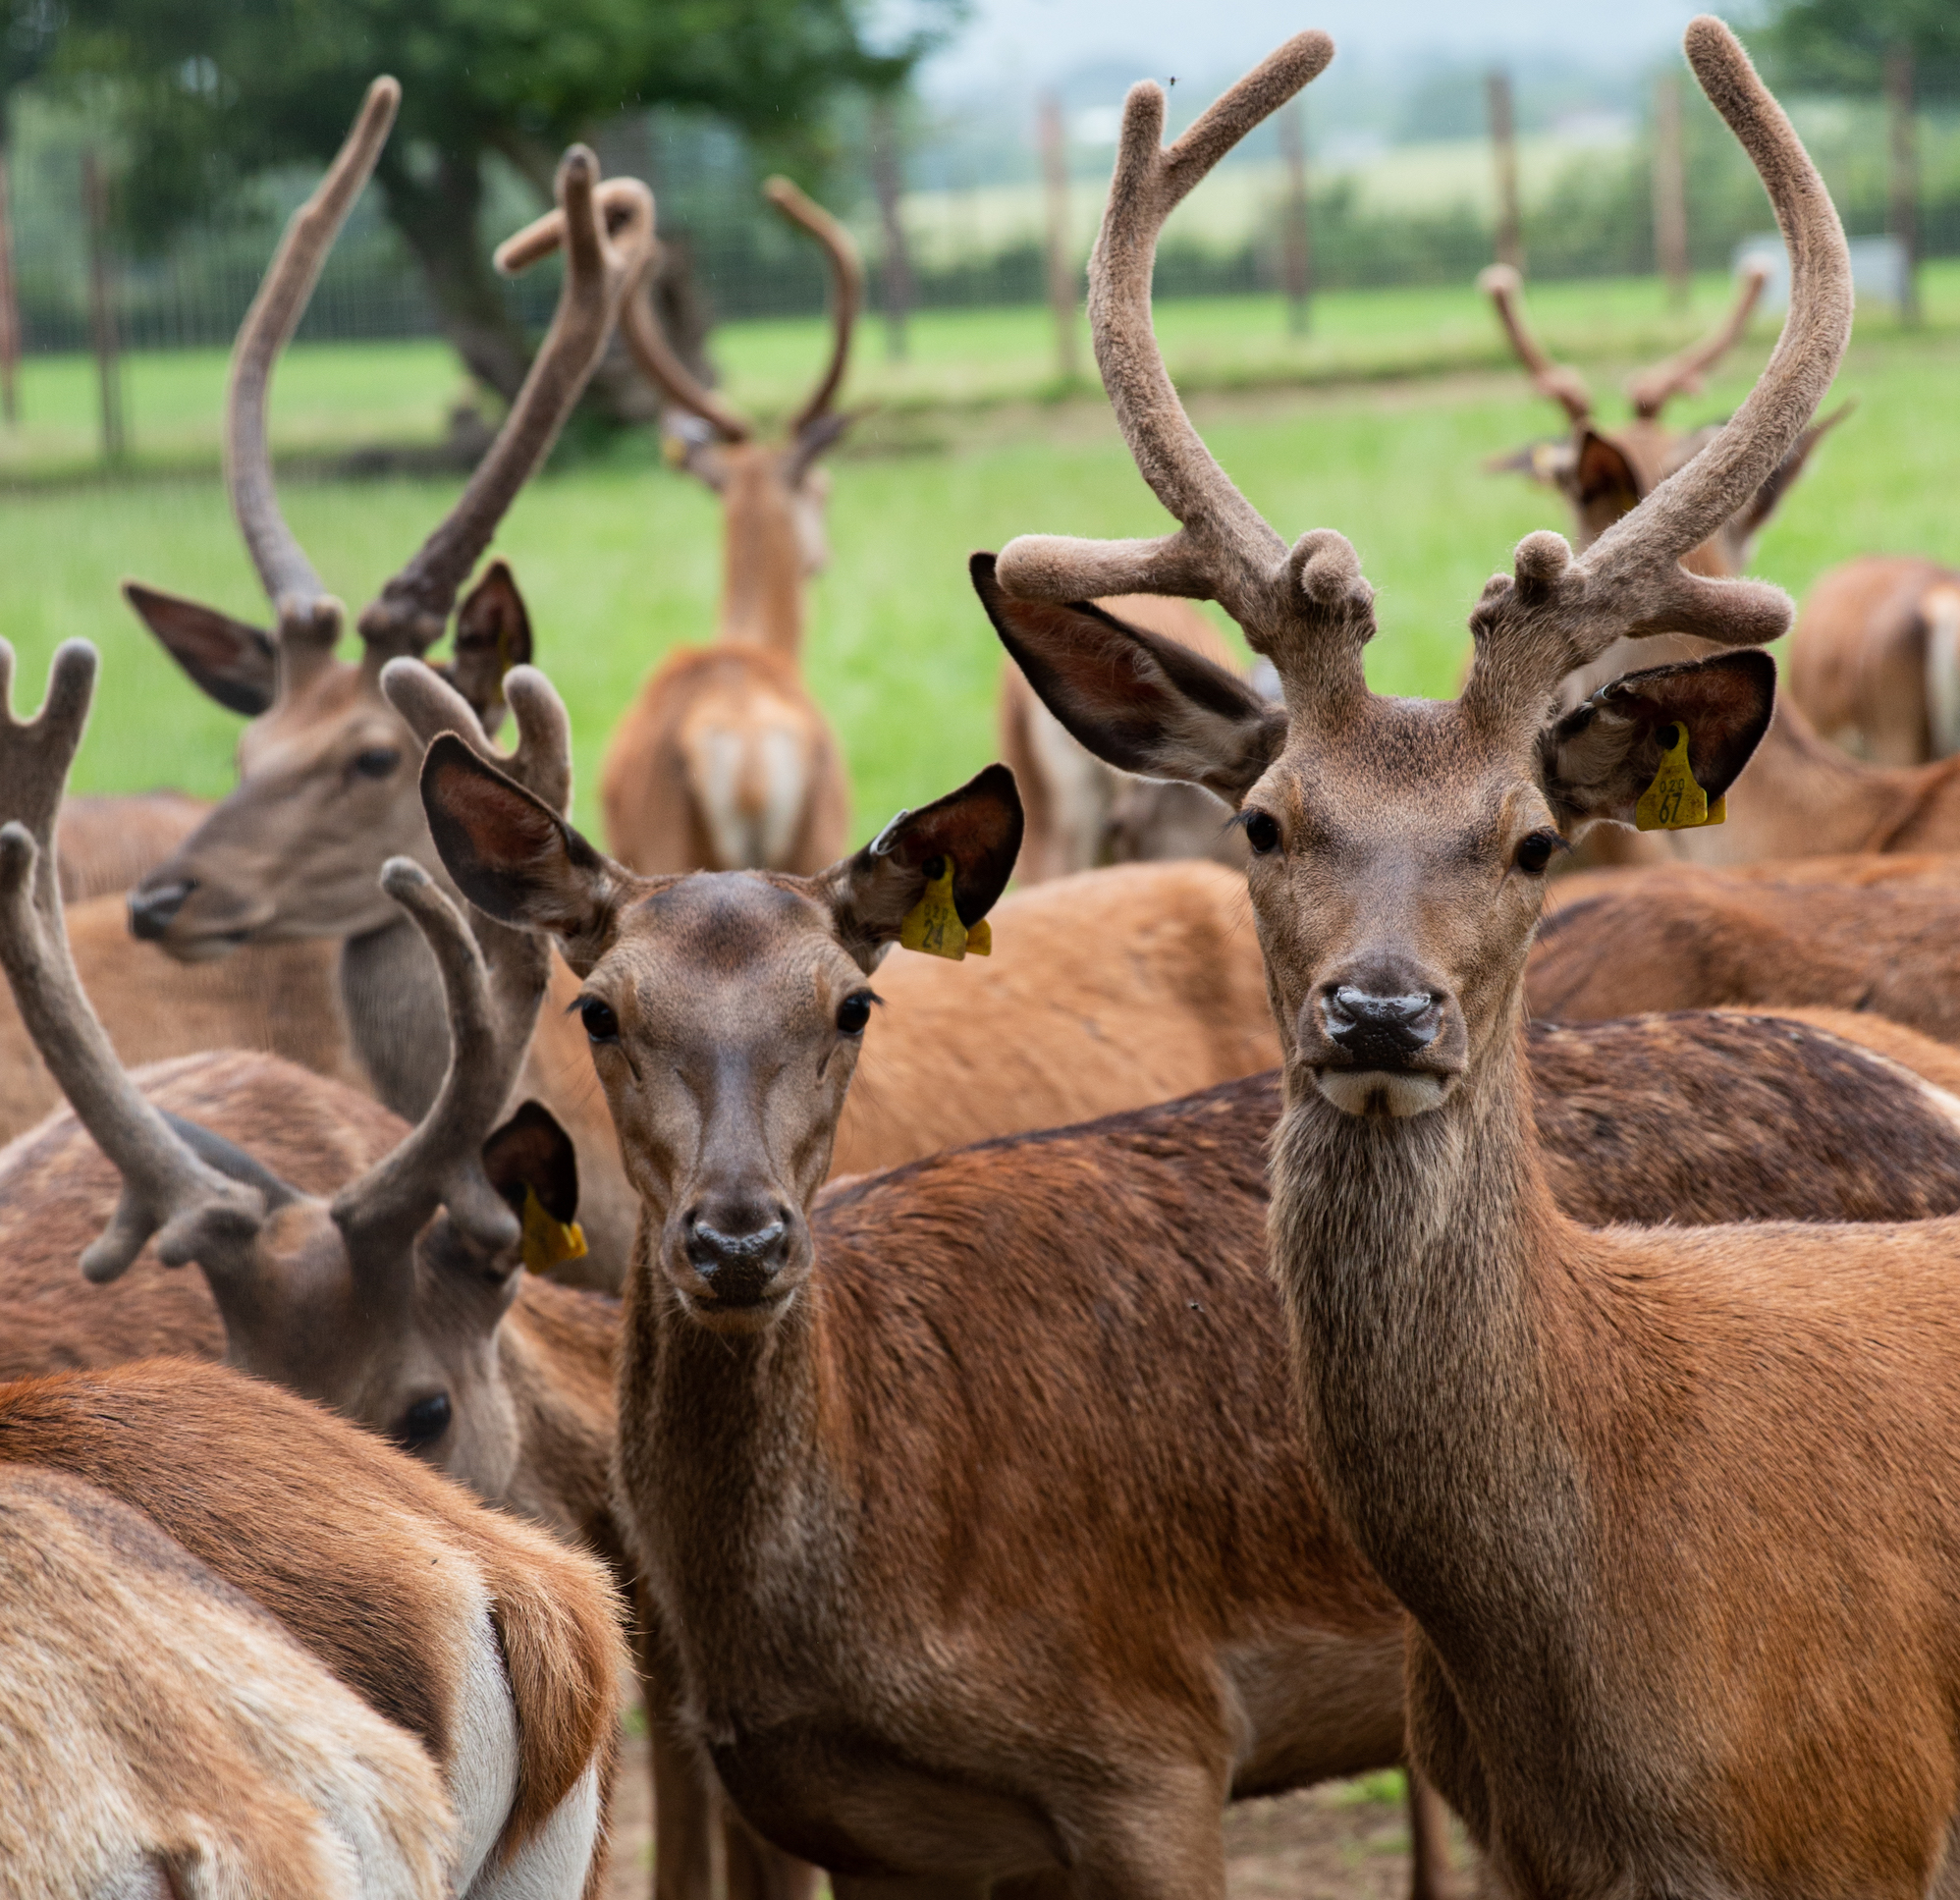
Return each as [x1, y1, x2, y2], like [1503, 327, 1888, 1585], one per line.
[1636, 723, 1726, 833]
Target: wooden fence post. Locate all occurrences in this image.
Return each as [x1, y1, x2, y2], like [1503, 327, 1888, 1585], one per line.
[82, 150, 126, 463]
[1652, 72, 1690, 310]
[870, 95, 915, 362]
[1038, 91, 1078, 381]
[1886, 47, 1921, 326]
[1279, 99, 1312, 337]
[1487, 71, 1524, 274]
[0, 148, 19, 424]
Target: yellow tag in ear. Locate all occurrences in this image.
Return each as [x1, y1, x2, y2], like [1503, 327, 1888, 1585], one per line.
[899, 857, 981, 960]
[1635, 723, 1725, 832]
[521, 1186, 587, 1275]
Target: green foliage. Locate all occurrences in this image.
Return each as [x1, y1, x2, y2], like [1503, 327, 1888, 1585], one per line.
[1758, 0, 1960, 98]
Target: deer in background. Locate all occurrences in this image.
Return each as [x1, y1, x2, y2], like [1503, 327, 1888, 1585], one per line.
[53, 789, 209, 900]
[117, 79, 650, 1127]
[1784, 553, 1960, 764]
[0, 1360, 625, 1899]
[978, 22, 1960, 1894]
[584, 176, 858, 875]
[1000, 595, 1261, 881]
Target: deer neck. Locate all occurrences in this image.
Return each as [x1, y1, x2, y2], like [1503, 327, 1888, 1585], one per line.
[337, 915, 453, 1122]
[1268, 998, 1594, 1688]
[717, 473, 806, 655]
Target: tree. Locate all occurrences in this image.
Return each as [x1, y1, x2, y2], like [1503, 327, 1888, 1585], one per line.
[1758, 0, 1960, 323]
[51, 0, 947, 405]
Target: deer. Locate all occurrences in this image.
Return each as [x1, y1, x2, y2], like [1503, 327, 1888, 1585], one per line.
[578, 175, 858, 876]
[1783, 553, 1960, 765]
[970, 20, 1960, 1896]
[0, 634, 818, 1900]
[0, 1358, 625, 1899]
[1000, 594, 1257, 881]
[107, 80, 653, 1265]
[53, 788, 210, 900]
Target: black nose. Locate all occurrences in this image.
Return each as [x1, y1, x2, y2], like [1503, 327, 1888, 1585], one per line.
[1324, 986, 1443, 1064]
[128, 880, 193, 941]
[684, 1209, 789, 1306]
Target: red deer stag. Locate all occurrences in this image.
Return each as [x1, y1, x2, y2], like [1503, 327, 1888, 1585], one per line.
[418, 98, 1960, 1875]
[0, 1359, 624, 1899]
[560, 178, 859, 875]
[1784, 553, 1960, 765]
[118, 79, 650, 1130]
[970, 22, 1960, 1899]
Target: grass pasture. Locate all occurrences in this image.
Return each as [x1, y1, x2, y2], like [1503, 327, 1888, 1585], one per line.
[2, 274, 1959, 842]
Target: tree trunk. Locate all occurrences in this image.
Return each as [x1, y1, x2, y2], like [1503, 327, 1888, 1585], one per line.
[1886, 47, 1921, 327]
[378, 148, 535, 406]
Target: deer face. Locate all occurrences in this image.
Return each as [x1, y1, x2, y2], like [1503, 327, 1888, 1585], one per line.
[417, 741, 1021, 1331]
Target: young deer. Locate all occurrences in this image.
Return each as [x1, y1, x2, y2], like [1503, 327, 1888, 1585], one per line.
[0, 1358, 625, 1899]
[1000, 594, 1255, 881]
[1483, 256, 1841, 577]
[1784, 552, 1960, 765]
[118, 78, 651, 1131]
[971, 23, 1960, 1896]
[577, 177, 858, 875]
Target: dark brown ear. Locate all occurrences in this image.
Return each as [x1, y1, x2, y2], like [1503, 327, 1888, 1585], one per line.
[1737, 401, 1851, 542]
[1569, 429, 1644, 537]
[419, 734, 616, 967]
[1542, 649, 1775, 833]
[823, 763, 1022, 971]
[123, 581, 276, 717]
[482, 1100, 578, 1223]
[970, 552, 1283, 806]
[440, 560, 532, 734]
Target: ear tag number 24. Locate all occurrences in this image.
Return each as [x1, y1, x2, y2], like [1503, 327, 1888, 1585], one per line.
[1635, 723, 1726, 833]
[900, 855, 992, 961]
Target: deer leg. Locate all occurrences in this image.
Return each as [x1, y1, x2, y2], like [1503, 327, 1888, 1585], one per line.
[1062, 1769, 1227, 1900]
[723, 1805, 824, 1900]
[1406, 1770, 1463, 1900]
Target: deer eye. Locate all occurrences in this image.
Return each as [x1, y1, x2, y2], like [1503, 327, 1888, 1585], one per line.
[392, 1391, 451, 1451]
[1242, 810, 1281, 855]
[579, 997, 620, 1044]
[1514, 831, 1563, 875]
[836, 993, 873, 1035]
[353, 746, 402, 780]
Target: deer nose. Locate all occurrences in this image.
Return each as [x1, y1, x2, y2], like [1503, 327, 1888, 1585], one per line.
[1323, 986, 1443, 1062]
[684, 1206, 790, 1306]
[128, 879, 194, 941]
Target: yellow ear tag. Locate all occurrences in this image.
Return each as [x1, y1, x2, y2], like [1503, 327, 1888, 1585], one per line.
[1635, 722, 1726, 832]
[521, 1186, 587, 1275]
[899, 857, 990, 960]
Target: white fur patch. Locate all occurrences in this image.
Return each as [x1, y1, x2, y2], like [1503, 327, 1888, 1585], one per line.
[1314, 1069, 1448, 1119]
[465, 1764, 600, 1900]
[449, 1601, 519, 1896]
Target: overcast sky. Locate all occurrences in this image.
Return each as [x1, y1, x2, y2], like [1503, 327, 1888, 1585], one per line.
[918, 0, 1739, 97]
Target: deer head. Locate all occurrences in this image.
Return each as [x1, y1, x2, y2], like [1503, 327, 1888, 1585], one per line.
[413, 734, 1019, 1336]
[0, 638, 580, 1495]
[123, 78, 652, 958]
[513, 176, 861, 653]
[1483, 258, 1846, 578]
[974, 18, 1846, 1118]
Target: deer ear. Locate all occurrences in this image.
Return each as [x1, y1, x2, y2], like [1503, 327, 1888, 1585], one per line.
[823, 763, 1022, 971]
[1543, 649, 1774, 833]
[441, 560, 532, 735]
[970, 553, 1283, 806]
[123, 582, 276, 717]
[482, 1100, 578, 1223]
[1571, 429, 1644, 535]
[418, 735, 616, 966]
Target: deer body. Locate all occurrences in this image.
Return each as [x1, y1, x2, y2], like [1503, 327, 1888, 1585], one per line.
[52, 789, 209, 901]
[0, 1359, 625, 1899]
[1787, 552, 1960, 765]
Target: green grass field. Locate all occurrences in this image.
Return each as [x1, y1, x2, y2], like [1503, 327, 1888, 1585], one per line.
[2, 275, 1957, 843]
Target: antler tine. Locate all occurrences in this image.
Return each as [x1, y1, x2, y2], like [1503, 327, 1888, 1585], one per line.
[763, 177, 863, 437]
[1477, 264, 1594, 426]
[331, 861, 529, 1259]
[379, 657, 572, 817]
[1625, 259, 1769, 419]
[997, 34, 1369, 702]
[0, 643, 264, 1284]
[229, 77, 397, 646]
[1465, 18, 1851, 722]
[358, 156, 655, 659]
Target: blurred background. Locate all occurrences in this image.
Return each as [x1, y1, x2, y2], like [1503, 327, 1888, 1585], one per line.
[0, 0, 1952, 839]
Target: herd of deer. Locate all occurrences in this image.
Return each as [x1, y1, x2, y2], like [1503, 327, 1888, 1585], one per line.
[13, 16, 1960, 1900]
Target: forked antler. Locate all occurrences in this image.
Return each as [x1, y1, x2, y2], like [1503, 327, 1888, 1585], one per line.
[1478, 264, 1594, 425]
[518, 174, 861, 453]
[1463, 20, 1849, 720]
[998, 20, 1849, 724]
[1625, 259, 1769, 419]
[359, 156, 654, 657]
[0, 643, 267, 1283]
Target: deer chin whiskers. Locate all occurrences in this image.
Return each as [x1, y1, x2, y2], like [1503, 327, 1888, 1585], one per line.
[1313, 1068, 1453, 1119]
